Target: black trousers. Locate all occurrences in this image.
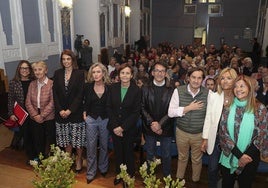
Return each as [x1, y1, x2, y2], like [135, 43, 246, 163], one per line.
[30, 119, 56, 158]
[23, 118, 36, 160]
[112, 131, 136, 176]
[221, 150, 260, 188]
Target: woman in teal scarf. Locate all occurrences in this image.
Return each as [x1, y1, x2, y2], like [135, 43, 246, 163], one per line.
[219, 75, 268, 188]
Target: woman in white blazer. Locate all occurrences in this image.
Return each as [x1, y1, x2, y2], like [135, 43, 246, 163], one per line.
[201, 68, 237, 188]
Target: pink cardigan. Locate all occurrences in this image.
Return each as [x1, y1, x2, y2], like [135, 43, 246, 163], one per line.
[25, 78, 55, 121]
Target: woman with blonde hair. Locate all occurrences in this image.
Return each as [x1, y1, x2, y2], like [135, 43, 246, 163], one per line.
[25, 61, 55, 159]
[83, 63, 111, 184]
[219, 75, 268, 188]
[201, 67, 238, 188]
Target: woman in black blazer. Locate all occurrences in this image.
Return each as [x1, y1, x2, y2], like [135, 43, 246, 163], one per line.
[53, 49, 85, 173]
[107, 63, 141, 185]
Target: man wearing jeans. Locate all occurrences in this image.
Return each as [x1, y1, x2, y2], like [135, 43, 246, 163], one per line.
[168, 67, 210, 183]
[141, 61, 174, 176]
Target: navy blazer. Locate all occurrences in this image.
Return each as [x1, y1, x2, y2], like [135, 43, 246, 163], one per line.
[107, 81, 141, 133]
[53, 68, 85, 123]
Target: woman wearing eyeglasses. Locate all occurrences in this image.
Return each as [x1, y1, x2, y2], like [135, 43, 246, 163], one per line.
[218, 75, 268, 188]
[8, 60, 35, 161]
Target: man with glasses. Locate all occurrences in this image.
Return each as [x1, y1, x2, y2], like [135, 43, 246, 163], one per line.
[141, 61, 174, 177]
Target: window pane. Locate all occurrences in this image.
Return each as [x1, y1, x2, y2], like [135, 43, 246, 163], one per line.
[0, 1, 13, 45]
[21, 0, 41, 43]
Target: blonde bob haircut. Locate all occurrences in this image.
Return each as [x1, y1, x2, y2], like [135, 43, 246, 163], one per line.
[87, 62, 111, 84]
[217, 67, 237, 94]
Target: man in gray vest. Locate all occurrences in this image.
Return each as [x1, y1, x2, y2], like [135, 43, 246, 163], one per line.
[168, 67, 211, 184]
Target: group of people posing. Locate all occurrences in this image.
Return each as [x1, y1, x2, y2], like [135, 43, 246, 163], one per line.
[8, 41, 268, 188]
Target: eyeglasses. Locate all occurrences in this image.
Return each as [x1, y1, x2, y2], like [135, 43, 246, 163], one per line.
[153, 69, 166, 74]
[20, 67, 30, 70]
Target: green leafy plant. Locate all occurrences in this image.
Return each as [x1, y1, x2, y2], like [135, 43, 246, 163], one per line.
[117, 164, 135, 187]
[118, 159, 185, 188]
[30, 145, 76, 188]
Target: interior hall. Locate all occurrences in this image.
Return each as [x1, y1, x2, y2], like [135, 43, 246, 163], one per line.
[0, 0, 268, 188]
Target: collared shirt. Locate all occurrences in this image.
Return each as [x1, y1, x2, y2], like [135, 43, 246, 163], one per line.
[168, 84, 210, 117]
[37, 77, 48, 108]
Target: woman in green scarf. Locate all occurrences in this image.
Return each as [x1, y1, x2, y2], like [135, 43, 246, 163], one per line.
[219, 75, 268, 188]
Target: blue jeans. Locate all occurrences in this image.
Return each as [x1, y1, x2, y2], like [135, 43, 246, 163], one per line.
[208, 136, 221, 188]
[145, 135, 172, 176]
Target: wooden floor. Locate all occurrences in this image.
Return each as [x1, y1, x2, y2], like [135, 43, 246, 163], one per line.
[0, 124, 267, 188]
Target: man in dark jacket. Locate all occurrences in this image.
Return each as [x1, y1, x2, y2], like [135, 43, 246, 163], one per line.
[141, 61, 174, 176]
[80, 39, 93, 70]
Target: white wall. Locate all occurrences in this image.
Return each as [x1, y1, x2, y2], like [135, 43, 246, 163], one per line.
[73, 0, 100, 62]
[130, 0, 140, 45]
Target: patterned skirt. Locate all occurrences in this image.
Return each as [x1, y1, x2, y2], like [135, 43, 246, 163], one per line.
[56, 121, 86, 148]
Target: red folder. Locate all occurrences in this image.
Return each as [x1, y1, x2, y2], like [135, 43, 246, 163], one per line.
[13, 101, 28, 125]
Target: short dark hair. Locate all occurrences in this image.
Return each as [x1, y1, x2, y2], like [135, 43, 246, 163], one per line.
[205, 77, 215, 84]
[187, 67, 205, 79]
[118, 63, 134, 75]
[152, 60, 168, 71]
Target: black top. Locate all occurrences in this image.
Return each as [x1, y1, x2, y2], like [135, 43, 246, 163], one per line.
[21, 80, 31, 101]
[53, 69, 85, 123]
[107, 82, 141, 133]
[141, 80, 174, 137]
[84, 82, 109, 119]
[153, 84, 165, 121]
